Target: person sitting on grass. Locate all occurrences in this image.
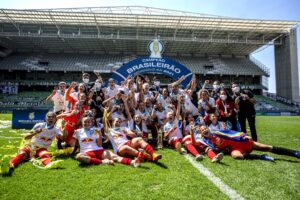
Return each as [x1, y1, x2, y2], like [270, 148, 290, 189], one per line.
[108, 117, 162, 165]
[199, 125, 300, 161]
[208, 113, 230, 131]
[128, 114, 149, 140]
[74, 117, 141, 167]
[163, 96, 186, 154]
[1, 112, 65, 175]
[182, 122, 223, 163]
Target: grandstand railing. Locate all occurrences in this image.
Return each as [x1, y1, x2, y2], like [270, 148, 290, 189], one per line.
[263, 92, 300, 107]
[249, 55, 270, 77]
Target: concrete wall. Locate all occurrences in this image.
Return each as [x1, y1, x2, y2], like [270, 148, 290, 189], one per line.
[275, 28, 300, 103]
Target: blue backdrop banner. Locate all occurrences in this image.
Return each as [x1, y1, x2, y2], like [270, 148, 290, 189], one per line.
[110, 57, 193, 87]
[12, 109, 48, 129]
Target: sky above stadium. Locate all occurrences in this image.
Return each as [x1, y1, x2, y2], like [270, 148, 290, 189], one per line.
[1, 0, 300, 93]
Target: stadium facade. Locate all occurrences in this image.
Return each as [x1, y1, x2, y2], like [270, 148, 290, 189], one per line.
[0, 6, 299, 102]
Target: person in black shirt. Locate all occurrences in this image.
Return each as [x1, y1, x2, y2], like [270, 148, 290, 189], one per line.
[232, 83, 257, 141]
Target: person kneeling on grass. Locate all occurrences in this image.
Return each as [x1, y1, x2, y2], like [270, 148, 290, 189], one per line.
[1, 112, 65, 175]
[200, 125, 300, 161]
[108, 118, 162, 166]
[74, 117, 142, 167]
[163, 110, 187, 154]
[182, 122, 223, 163]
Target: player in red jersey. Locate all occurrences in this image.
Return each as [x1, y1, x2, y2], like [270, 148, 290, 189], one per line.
[199, 125, 300, 160]
[182, 122, 223, 162]
[56, 102, 87, 148]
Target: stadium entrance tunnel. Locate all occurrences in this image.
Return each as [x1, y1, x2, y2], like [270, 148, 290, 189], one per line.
[109, 57, 193, 87]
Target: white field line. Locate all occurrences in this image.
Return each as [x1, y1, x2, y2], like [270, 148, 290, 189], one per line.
[184, 154, 245, 200]
[0, 120, 12, 129]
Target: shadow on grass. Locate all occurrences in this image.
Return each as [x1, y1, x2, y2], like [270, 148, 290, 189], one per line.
[217, 162, 230, 167]
[78, 162, 152, 169]
[1, 169, 14, 177]
[54, 154, 76, 159]
[139, 165, 150, 170]
[153, 162, 168, 169]
[274, 158, 300, 163]
[78, 163, 93, 168]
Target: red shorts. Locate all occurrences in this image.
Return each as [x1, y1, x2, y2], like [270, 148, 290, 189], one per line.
[182, 136, 206, 152]
[123, 140, 133, 148]
[182, 135, 191, 143]
[230, 140, 254, 154]
[117, 140, 133, 154]
[20, 147, 49, 158]
[168, 138, 182, 148]
[65, 125, 76, 144]
[84, 149, 105, 159]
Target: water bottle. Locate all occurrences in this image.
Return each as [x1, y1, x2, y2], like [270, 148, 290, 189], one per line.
[148, 131, 152, 142]
[157, 129, 163, 149]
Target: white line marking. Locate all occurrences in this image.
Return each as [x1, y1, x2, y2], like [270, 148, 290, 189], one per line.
[184, 154, 244, 200]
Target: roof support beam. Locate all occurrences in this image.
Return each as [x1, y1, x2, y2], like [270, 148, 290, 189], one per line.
[0, 32, 278, 46]
[93, 13, 101, 38]
[38, 26, 42, 35]
[173, 17, 181, 39]
[1, 10, 20, 33]
[48, 12, 60, 33]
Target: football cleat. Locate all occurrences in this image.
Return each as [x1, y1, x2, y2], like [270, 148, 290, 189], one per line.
[152, 153, 162, 162]
[44, 160, 64, 169]
[0, 156, 13, 175]
[195, 154, 204, 161]
[260, 154, 274, 162]
[212, 152, 224, 163]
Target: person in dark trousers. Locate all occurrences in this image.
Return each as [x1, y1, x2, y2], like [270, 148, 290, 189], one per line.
[232, 83, 257, 141]
[200, 125, 300, 161]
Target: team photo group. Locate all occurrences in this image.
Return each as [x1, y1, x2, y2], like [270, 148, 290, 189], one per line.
[1, 71, 299, 176]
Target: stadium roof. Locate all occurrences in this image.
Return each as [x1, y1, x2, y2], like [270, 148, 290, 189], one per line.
[0, 6, 299, 55]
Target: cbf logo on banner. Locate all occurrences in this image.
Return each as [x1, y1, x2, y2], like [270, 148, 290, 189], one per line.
[12, 109, 48, 129]
[110, 39, 192, 87]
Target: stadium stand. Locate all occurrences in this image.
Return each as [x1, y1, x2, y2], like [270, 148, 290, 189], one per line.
[0, 53, 267, 77]
[0, 6, 298, 113]
[255, 95, 300, 113]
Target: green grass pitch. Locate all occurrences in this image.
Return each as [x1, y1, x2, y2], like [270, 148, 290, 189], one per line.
[0, 114, 299, 200]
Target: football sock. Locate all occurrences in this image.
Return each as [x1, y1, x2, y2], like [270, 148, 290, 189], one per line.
[10, 154, 25, 167]
[89, 158, 102, 165]
[185, 143, 199, 156]
[272, 146, 298, 158]
[144, 144, 154, 155]
[206, 149, 217, 160]
[120, 158, 133, 165]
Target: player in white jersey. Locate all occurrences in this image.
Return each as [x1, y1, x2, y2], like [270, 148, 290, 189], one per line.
[163, 97, 186, 154]
[128, 114, 149, 139]
[108, 118, 162, 164]
[46, 82, 69, 114]
[157, 88, 172, 108]
[74, 117, 140, 167]
[105, 78, 119, 99]
[1, 112, 65, 175]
